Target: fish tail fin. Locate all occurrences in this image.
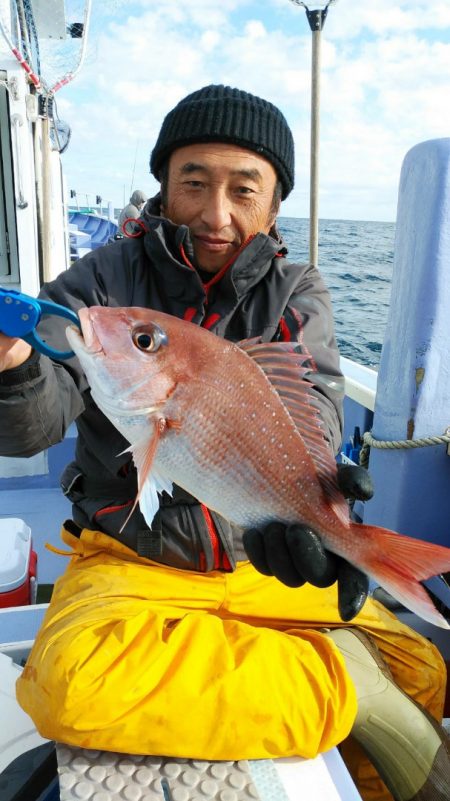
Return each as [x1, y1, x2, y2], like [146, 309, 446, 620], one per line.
[350, 522, 450, 628]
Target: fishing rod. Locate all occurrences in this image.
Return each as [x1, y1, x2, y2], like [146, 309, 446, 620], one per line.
[289, 0, 338, 268]
[130, 139, 140, 197]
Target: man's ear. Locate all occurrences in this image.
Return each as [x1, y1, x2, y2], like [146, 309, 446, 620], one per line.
[268, 201, 281, 229]
[159, 182, 167, 216]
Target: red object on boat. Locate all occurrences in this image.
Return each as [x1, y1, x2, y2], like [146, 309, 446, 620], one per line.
[0, 518, 37, 607]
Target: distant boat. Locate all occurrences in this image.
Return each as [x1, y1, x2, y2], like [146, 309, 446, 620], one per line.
[68, 208, 118, 261]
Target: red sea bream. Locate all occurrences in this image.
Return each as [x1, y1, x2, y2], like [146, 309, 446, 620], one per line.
[66, 306, 450, 628]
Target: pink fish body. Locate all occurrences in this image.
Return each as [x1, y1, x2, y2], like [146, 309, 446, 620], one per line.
[66, 307, 450, 628]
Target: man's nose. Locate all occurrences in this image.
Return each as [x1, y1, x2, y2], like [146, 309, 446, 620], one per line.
[200, 188, 232, 230]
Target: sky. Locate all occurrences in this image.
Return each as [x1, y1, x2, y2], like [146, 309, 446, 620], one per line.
[47, 0, 450, 222]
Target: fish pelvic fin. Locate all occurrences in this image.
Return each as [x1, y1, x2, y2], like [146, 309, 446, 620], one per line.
[351, 522, 450, 628]
[119, 417, 173, 533]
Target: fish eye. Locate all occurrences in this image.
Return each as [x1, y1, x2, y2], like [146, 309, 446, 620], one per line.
[133, 332, 154, 351]
[132, 324, 168, 352]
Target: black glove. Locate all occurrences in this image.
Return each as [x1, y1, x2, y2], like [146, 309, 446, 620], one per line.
[242, 463, 374, 622]
[336, 462, 374, 502]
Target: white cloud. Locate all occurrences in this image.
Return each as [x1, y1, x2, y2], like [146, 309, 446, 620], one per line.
[200, 30, 221, 52]
[324, 0, 450, 38]
[58, 0, 450, 221]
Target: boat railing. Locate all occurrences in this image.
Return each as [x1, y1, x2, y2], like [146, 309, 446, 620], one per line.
[340, 357, 377, 413]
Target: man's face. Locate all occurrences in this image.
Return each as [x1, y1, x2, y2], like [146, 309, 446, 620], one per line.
[161, 143, 280, 273]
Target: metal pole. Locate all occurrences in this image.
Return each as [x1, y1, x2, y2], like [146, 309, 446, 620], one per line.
[33, 115, 44, 281]
[304, 7, 329, 268]
[291, 1, 336, 265]
[34, 93, 59, 281]
[41, 104, 53, 282]
[309, 19, 321, 267]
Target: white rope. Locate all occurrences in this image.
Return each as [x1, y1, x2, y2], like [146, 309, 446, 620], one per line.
[360, 428, 450, 468]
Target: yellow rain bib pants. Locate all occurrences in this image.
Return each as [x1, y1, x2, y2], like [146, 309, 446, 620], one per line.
[16, 526, 446, 801]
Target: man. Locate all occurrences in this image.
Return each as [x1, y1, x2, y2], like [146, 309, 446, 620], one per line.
[0, 85, 447, 801]
[117, 188, 148, 231]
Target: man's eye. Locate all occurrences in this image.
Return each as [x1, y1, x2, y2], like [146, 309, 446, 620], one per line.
[236, 186, 254, 195]
[184, 180, 203, 188]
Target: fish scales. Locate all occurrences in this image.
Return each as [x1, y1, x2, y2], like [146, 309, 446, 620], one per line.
[66, 306, 450, 628]
[156, 346, 331, 531]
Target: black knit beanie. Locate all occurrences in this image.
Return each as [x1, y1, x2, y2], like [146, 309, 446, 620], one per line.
[150, 85, 295, 200]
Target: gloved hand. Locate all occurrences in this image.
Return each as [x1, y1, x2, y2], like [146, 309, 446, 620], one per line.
[336, 462, 374, 501]
[242, 463, 374, 622]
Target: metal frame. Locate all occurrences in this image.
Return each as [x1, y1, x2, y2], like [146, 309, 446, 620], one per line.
[0, 72, 20, 283]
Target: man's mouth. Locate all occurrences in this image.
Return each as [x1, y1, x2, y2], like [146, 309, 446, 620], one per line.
[194, 235, 234, 252]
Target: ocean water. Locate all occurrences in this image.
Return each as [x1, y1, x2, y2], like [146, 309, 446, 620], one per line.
[277, 217, 396, 369]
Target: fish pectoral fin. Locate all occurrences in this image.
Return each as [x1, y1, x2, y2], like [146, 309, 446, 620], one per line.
[120, 417, 171, 531]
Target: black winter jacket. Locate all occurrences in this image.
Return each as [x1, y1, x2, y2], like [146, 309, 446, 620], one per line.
[0, 200, 344, 571]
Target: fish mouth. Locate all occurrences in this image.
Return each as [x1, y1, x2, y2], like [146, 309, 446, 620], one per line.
[65, 308, 103, 355]
[65, 309, 164, 420]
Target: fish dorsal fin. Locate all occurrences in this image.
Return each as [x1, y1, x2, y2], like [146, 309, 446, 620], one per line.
[238, 339, 348, 524]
